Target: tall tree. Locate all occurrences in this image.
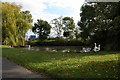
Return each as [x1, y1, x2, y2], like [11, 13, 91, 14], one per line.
[74, 26, 81, 39]
[62, 17, 75, 39]
[21, 10, 33, 23]
[32, 19, 51, 40]
[78, 2, 120, 51]
[78, 4, 96, 41]
[2, 2, 33, 46]
[51, 16, 63, 39]
[16, 10, 33, 45]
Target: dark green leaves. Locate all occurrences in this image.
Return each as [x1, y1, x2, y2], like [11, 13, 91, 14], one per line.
[32, 19, 51, 40]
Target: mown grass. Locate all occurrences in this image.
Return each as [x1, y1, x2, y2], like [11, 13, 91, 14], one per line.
[2, 47, 119, 78]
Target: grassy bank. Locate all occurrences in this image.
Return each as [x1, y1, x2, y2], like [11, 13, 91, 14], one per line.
[2, 47, 119, 78]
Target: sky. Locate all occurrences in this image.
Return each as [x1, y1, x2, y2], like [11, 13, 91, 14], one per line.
[2, 0, 85, 37]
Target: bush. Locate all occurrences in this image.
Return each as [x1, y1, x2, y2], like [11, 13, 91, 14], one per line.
[28, 39, 84, 46]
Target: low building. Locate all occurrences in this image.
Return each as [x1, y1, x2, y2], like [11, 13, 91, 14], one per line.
[28, 35, 36, 40]
[25, 29, 38, 41]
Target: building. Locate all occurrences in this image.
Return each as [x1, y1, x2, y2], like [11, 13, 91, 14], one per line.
[29, 35, 36, 40]
[25, 29, 38, 41]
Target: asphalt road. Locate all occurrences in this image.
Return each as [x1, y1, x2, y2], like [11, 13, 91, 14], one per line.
[2, 58, 49, 78]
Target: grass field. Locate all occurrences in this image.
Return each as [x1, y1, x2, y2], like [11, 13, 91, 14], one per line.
[2, 47, 119, 78]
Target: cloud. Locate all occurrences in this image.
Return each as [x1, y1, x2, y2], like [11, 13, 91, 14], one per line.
[2, 0, 85, 24]
[43, 0, 85, 23]
[2, 0, 85, 37]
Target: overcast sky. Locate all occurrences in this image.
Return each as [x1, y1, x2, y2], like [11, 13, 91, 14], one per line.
[2, 0, 85, 37]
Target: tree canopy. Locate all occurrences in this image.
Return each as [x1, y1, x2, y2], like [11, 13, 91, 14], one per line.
[62, 17, 75, 39]
[78, 2, 120, 51]
[51, 16, 63, 39]
[2, 2, 33, 46]
[32, 19, 51, 40]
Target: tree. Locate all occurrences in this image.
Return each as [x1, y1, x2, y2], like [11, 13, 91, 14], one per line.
[16, 10, 33, 45]
[62, 17, 75, 39]
[32, 19, 51, 40]
[78, 2, 120, 51]
[78, 4, 96, 41]
[21, 10, 33, 23]
[51, 16, 63, 39]
[16, 18, 32, 45]
[2, 2, 33, 46]
[74, 26, 81, 39]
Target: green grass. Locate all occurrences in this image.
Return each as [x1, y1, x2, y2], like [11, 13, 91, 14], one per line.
[2, 47, 119, 78]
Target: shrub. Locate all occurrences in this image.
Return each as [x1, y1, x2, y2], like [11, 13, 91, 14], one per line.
[28, 39, 84, 46]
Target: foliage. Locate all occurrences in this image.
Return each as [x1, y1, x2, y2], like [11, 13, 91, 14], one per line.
[51, 16, 79, 39]
[62, 17, 75, 39]
[21, 10, 33, 23]
[32, 19, 51, 40]
[74, 27, 81, 39]
[29, 39, 84, 46]
[51, 16, 63, 39]
[2, 2, 33, 46]
[3, 47, 119, 78]
[78, 2, 120, 51]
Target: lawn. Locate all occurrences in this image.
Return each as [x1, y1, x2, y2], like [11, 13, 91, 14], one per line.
[2, 47, 119, 79]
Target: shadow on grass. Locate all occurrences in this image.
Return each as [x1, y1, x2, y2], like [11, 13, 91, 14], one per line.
[28, 60, 118, 78]
[2, 47, 119, 78]
[2, 48, 119, 63]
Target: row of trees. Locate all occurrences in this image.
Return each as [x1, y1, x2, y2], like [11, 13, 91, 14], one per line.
[78, 2, 120, 50]
[2, 2, 80, 46]
[32, 16, 81, 40]
[2, 2, 120, 51]
[2, 2, 33, 46]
